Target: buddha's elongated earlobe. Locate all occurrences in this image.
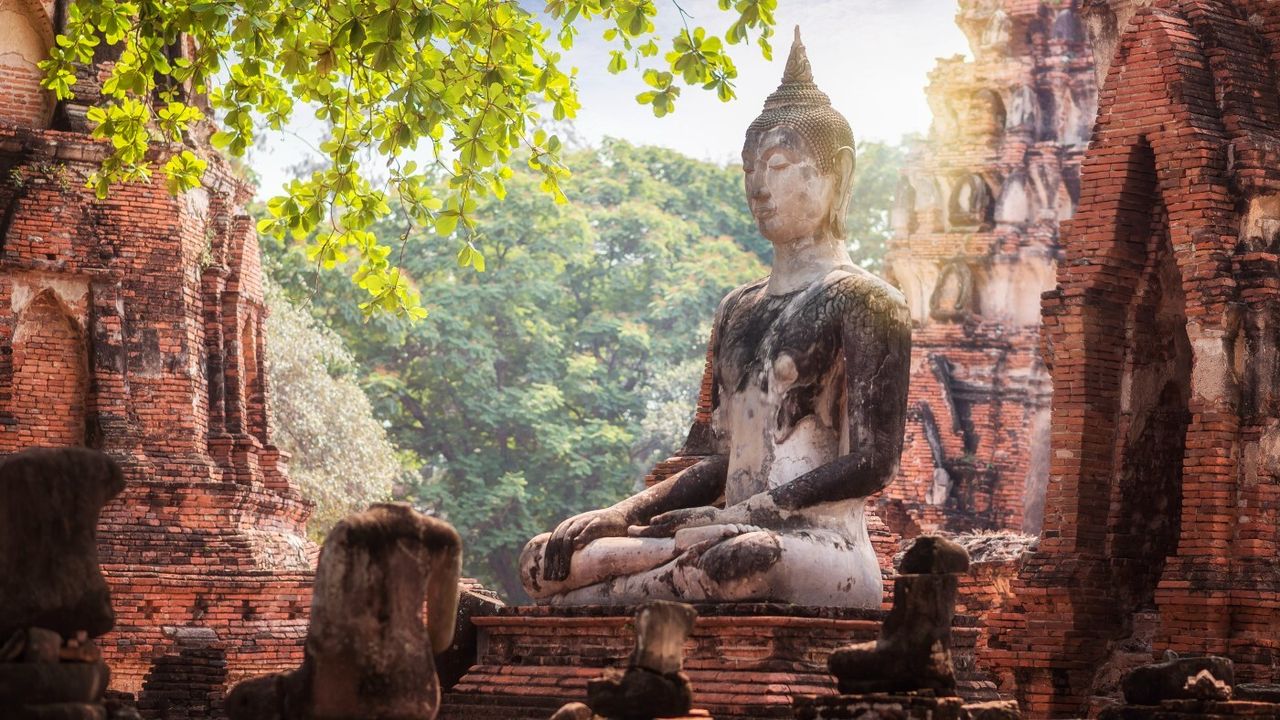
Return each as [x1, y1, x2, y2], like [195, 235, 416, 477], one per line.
[830, 146, 856, 239]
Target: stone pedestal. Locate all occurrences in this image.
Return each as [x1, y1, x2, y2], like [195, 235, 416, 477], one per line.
[441, 605, 993, 720]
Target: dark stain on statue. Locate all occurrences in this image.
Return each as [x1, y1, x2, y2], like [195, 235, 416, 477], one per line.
[702, 533, 781, 584]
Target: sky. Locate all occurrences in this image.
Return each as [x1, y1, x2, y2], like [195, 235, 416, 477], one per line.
[251, 0, 971, 195]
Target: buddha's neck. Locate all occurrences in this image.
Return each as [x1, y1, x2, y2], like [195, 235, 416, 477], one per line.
[768, 233, 852, 295]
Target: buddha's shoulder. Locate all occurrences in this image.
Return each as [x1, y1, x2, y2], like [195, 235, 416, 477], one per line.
[715, 276, 771, 311]
[820, 266, 909, 315]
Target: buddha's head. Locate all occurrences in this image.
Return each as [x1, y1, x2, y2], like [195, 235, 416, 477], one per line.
[743, 28, 856, 246]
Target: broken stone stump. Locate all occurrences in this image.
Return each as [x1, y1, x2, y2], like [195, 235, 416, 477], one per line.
[793, 537, 972, 720]
[828, 536, 970, 696]
[549, 601, 699, 720]
[435, 580, 505, 691]
[225, 503, 462, 720]
[1120, 655, 1234, 706]
[0, 448, 126, 720]
[1092, 654, 1280, 720]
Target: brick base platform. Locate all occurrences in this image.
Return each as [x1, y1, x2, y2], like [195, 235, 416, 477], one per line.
[441, 605, 996, 720]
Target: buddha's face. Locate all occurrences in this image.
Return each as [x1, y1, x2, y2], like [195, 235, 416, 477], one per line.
[742, 126, 838, 245]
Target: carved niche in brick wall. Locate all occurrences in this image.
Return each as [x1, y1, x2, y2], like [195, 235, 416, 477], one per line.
[1052, 7, 1087, 44]
[949, 174, 994, 230]
[996, 171, 1030, 225]
[0, 0, 54, 129]
[929, 259, 974, 324]
[1008, 84, 1037, 132]
[981, 9, 1011, 52]
[2, 278, 89, 451]
[969, 89, 1006, 141]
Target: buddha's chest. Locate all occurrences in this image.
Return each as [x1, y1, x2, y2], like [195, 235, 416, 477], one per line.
[715, 287, 844, 400]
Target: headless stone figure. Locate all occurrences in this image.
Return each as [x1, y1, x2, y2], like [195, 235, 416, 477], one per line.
[0, 448, 128, 720]
[520, 28, 912, 608]
[226, 503, 462, 720]
[828, 536, 970, 696]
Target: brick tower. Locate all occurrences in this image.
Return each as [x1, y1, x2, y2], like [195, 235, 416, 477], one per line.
[879, 0, 1097, 535]
[0, 0, 313, 693]
[985, 0, 1280, 714]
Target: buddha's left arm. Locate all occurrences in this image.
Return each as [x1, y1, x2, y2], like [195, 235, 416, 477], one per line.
[768, 284, 912, 511]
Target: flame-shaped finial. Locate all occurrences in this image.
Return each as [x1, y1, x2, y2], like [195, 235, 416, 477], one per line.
[781, 26, 814, 85]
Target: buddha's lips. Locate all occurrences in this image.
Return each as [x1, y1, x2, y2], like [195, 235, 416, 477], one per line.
[753, 206, 777, 220]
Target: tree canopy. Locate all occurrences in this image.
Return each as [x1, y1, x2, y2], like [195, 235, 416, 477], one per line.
[263, 283, 404, 536]
[267, 139, 764, 596]
[44, 0, 780, 318]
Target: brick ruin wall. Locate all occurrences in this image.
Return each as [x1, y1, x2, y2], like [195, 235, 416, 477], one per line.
[984, 0, 1280, 715]
[0, 0, 318, 692]
[880, 0, 1096, 539]
[0, 121, 318, 694]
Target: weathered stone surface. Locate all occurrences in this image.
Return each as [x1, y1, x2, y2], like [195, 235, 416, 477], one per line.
[1234, 684, 1280, 703]
[573, 602, 701, 720]
[520, 27, 910, 610]
[828, 536, 969, 696]
[14, 628, 64, 664]
[226, 504, 462, 720]
[436, 583, 505, 691]
[630, 601, 697, 676]
[1122, 657, 1235, 706]
[0, 448, 123, 641]
[898, 536, 970, 575]
[587, 667, 694, 720]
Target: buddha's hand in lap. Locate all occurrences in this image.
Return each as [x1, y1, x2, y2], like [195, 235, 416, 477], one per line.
[628, 506, 722, 539]
[542, 507, 630, 581]
[630, 495, 782, 539]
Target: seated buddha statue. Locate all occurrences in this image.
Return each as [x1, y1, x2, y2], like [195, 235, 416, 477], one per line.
[519, 28, 912, 608]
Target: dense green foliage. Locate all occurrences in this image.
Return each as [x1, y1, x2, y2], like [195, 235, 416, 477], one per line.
[847, 139, 910, 272]
[265, 137, 905, 598]
[268, 139, 764, 597]
[43, 0, 780, 317]
[263, 285, 403, 536]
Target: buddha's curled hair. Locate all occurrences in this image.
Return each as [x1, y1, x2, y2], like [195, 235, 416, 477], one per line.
[745, 27, 855, 174]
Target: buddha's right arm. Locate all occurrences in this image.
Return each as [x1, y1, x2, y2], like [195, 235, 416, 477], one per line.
[615, 454, 729, 524]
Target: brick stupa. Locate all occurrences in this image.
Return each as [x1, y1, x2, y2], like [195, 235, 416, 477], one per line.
[880, 0, 1097, 538]
[0, 0, 314, 694]
[985, 0, 1280, 714]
